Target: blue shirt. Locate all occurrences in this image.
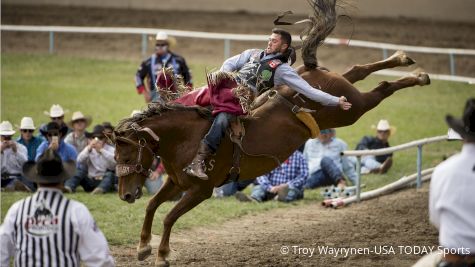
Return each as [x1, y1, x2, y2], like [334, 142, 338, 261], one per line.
[16, 135, 44, 162]
[256, 151, 308, 191]
[35, 140, 78, 162]
[303, 137, 357, 184]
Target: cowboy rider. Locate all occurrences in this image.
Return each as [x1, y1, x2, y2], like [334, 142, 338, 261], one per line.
[185, 28, 352, 180]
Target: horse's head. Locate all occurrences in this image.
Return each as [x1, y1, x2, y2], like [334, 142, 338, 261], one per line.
[112, 120, 160, 203]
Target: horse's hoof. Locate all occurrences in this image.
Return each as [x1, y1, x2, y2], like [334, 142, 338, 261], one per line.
[417, 72, 431, 85]
[155, 259, 170, 267]
[137, 244, 152, 261]
[392, 50, 416, 66]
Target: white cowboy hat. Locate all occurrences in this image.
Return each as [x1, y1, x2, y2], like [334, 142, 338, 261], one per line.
[44, 104, 67, 117]
[0, 121, 16, 136]
[20, 117, 36, 130]
[150, 31, 176, 48]
[67, 111, 92, 128]
[371, 119, 397, 134]
[156, 31, 169, 41]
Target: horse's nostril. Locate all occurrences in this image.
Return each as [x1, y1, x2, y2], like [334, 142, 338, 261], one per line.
[123, 193, 132, 201]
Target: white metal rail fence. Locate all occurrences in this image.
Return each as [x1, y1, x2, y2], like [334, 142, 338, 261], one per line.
[2, 25, 475, 83]
[341, 135, 448, 202]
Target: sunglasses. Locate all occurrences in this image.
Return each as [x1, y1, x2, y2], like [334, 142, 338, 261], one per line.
[51, 116, 64, 121]
[2, 136, 12, 140]
[47, 133, 59, 137]
[21, 129, 34, 133]
[155, 43, 168, 47]
[377, 130, 390, 133]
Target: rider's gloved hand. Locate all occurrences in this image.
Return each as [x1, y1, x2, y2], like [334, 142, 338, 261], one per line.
[136, 85, 145, 94]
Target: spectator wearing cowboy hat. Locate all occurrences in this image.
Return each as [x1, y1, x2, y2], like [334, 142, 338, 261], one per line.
[16, 117, 44, 162]
[135, 31, 192, 103]
[0, 148, 115, 266]
[39, 104, 71, 135]
[1, 121, 33, 192]
[64, 125, 117, 194]
[64, 111, 92, 153]
[36, 122, 77, 162]
[355, 119, 394, 174]
[413, 98, 475, 267]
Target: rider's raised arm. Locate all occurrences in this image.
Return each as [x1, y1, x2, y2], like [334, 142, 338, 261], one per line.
[220, 49, 257, 72]
[274, 64, 340, 106]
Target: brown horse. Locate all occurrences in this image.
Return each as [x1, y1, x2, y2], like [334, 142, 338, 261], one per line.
[112, 1, 430, 266]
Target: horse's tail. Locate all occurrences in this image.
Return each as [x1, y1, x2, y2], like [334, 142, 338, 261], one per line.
[301, 0, 338, 69]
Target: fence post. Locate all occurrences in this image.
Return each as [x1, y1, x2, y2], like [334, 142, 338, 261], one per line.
[416, 145, 423, 188]
[356, 156, 361, 202]
[449, 53, 456, 76]
[49, 31, 54, 54]
[141, 33, 148, 57]
[224, 39, 231, 60]
[382, 48, 388, 59]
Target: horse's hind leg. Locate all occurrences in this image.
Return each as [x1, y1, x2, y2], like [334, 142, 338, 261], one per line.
[137, 178, 182, 261]
[362, 72, 430, 110]
[343, 51, 415, 83]
[155, 185, 213, 267]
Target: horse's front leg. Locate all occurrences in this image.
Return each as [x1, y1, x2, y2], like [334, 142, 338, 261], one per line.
[155, 184, 214, 267]
[137, 178, 182, 261]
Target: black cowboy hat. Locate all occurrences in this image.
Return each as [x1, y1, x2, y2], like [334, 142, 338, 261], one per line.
[23, 148, 76, 184]
[102, 122, 115, 131]
[446, 98, 475, 142]
[85, 124, 106, 139]
[39, 122, 69, 138]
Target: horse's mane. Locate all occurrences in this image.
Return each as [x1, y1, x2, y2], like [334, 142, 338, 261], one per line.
[116, 103, 212, 133]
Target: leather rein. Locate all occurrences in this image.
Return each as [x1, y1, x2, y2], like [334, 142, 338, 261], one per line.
[115, 122, 160, 178]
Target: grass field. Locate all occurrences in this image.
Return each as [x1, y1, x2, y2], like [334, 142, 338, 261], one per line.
[1, 53, 474, 245]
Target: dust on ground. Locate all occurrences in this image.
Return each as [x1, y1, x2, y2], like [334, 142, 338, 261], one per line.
[110, 184, 437, 267]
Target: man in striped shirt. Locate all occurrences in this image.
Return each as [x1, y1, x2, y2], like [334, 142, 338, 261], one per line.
[236, 150, 309, 202]
[0, 148, 115, 267]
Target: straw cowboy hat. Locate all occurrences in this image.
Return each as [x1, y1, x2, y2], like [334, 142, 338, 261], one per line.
[23, 148, 76, 184]
[0, 121, 16, 136]
[371, 119, 397, 133]
[67, 111, 92, 128]
[44, 104, 68, 117]
[18, 117, 36, 130]
[446, 98, 475, 142]
[149, 31, 177, 49]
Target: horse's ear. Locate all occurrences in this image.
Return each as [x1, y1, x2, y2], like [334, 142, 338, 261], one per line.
[106, 131, 116, 144]
[137, 127, 160, 144]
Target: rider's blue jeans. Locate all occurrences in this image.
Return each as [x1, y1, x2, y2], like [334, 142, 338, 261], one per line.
[203, 112, 235, 152]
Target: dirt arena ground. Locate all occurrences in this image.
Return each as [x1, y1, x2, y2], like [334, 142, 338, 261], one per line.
[2, 5, 475, 76]
[111, 184, 437, 267]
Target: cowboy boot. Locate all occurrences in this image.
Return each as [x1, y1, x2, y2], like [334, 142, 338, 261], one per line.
[185, 142, 213, 180]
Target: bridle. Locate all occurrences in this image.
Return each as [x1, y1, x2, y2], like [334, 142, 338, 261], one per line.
[114, 122, 160, 178]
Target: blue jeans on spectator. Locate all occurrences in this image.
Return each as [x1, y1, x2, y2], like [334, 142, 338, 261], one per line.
[250, 185, 304, 202]
[144, 175, 163, 195]
[204, 112, 235, 152]
[1, 174, 36, 192]
[304, 156, 343, 189]
[219, 179, 255, 196]
[65, 168, 116, 193]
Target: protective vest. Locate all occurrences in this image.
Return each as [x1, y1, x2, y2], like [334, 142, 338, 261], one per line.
[237, 50, 286, 94]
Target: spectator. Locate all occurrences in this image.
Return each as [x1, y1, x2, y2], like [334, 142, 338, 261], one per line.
[413, 98, 475, 267]
[355, 119, 394, 174]
[214, 180, 255, 198]
[1, 121, 34, 192]
[65, 111, 92, 153]
[144, 158, 164, 195]
[0, 148, 115, 266]
[39, 104, 71, 134]
[16, 117, 44, 162]
[135, 31, 192, 103]
[64, 125, 116, 194]
[36, 122, 77, 162]
[303, 129, 357, 189]
[235, 150, 308, 203]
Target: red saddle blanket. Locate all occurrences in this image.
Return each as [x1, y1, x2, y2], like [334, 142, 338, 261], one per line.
[174, 78, 245, 116]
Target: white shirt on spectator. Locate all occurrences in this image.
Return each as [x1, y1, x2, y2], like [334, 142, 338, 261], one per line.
[430, 143, 475, 252]
[77, 144, 116, 178]
[1, 142, 28, 175]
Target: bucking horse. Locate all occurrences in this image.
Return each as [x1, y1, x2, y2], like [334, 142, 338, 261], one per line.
[110, 0, 430, 265]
